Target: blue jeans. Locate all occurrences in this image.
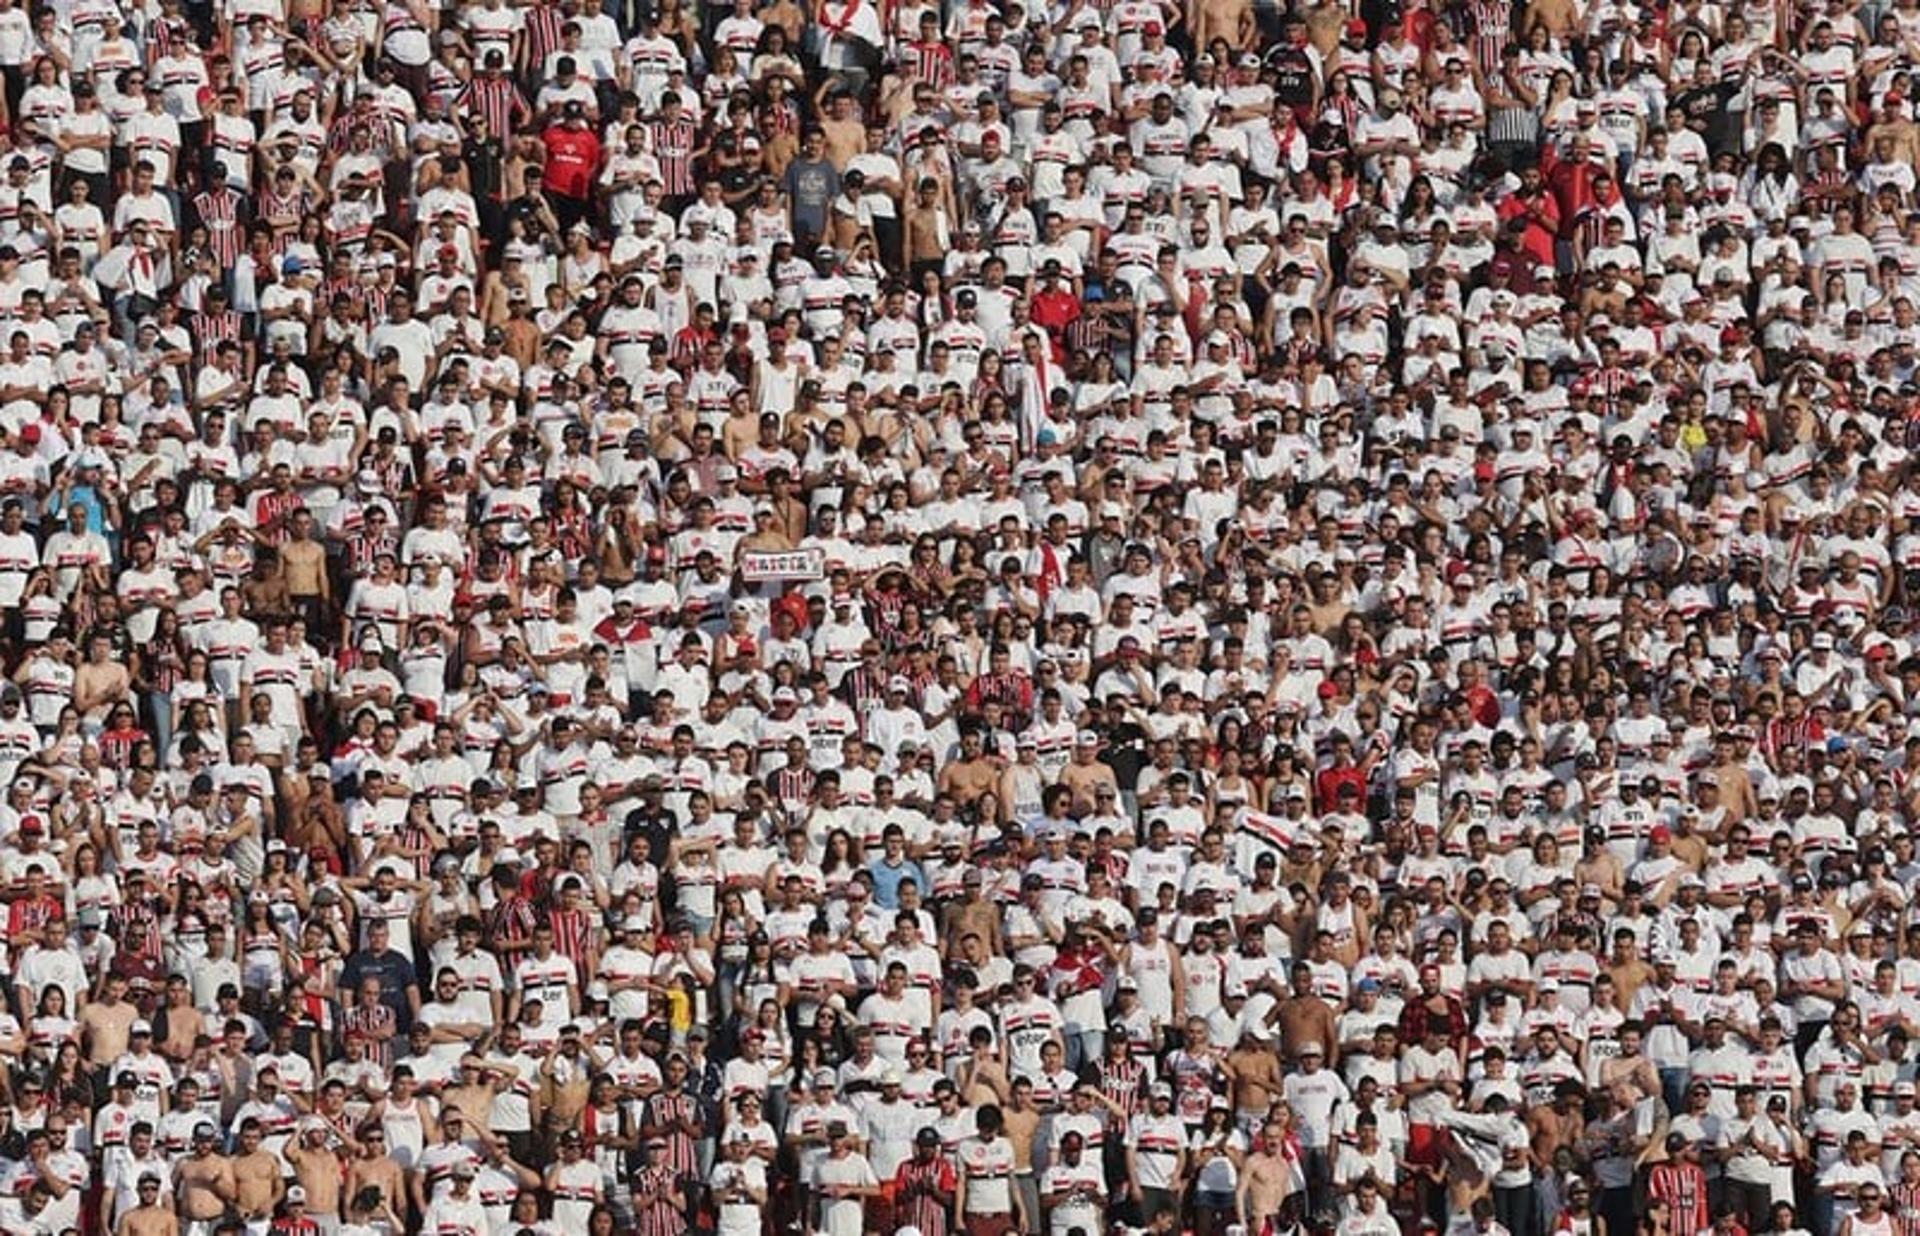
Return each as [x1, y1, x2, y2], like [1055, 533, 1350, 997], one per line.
[146, 690, 173, 766]
[1067, 1028, 1103, 1072]
[1660, 1065, 1691, 1114]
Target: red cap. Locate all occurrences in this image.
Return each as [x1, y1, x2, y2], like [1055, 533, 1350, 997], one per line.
[1649, 824, 1673, 843]
[18, 424, 38, 444]
[1720, 326, 1742, 346]
[1345, 18, 1367, 36]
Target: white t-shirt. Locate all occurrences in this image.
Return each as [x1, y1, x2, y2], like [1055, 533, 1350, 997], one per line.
[715, 1158, 768, 1236]
[809, 1152, 879, 1236]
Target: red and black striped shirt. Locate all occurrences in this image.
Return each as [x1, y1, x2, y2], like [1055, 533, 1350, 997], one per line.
[894, 1156, 958, 1236]
[650, 115, 698, 197]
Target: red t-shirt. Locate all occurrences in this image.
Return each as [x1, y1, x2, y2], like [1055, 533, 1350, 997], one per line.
[541, 125, 602, 200]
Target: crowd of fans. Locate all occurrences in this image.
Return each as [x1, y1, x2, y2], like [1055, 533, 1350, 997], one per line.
[5, 0, 1920, 1232]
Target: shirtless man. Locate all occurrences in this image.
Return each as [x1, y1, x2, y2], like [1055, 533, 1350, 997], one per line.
[1190, 0, 1254, 51]
[1603, 928, 1653, 1010]
[1521, 0, 1579, 43]
[438, 1059, 501, 1136]
[941, 887, 1002, 962]
[1705, 737, 1758, 824]
[1224, 1026, 1286, 1126]
[1056, 734, 1119, 813]
[343, 1125, 407, 1222]
[230, 1120, 285, 1233]
[733, 502, 797, 556]
[1271, 962, 1338, 1064]
[1526, 1079, 1589, 1180]
[936, 729, 1000, 815]
[1238, 1115, 1298, 1235]
[175, 1123, 236, 1236]
[1302, 1, 1346, 55]
[72, 630, 131, 728]
[82, 972, 140, 1080]
[115, 1175, 178, 1236]
[283, 1122, 346, 1230]
[540, 1028, 594, 1146]
[900, 177, 953, 278]
[1597, 1022, 1660, 1101]
[279, 510, 331, 630]
[816, 89, 866, 169]
[1001, 1077, 1042, 1228]
[155, 975, 204, 1064]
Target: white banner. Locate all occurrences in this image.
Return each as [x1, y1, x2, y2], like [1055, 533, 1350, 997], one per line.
[739, 548, 826, 582]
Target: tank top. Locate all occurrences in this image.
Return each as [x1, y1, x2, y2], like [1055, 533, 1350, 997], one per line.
[652, 283, 693, 341]
[383, 2, 430, 64]
[1128, 936, 1177, 1023]
[1318, 901, 1357, 949]
[753, 360, 800, 417]
[1007, 764, 1045, 826]
[382, 1097, 427, 1168]
[242, 928, 283, 973]
[1851, 1214, 1894, 1236]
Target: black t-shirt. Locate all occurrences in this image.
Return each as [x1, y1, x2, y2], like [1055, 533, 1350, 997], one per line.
[718, 160, 762, 199]
[464, 136, 505, 203]
[1271, 47, 1316, 108]
[1101, 721, 1150, 790]
[1674, 80, 1739, 153]
[340, 947, 419, 1028]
